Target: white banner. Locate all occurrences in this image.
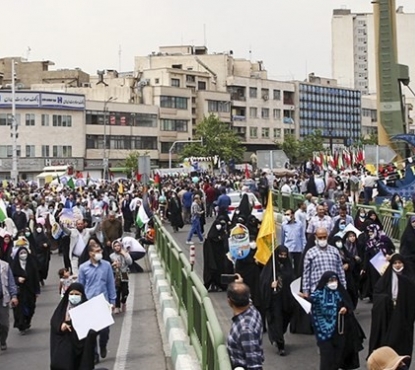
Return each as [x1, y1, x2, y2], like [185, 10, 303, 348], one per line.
[0, 92, 40, 107]
[40, 93, 85, 109]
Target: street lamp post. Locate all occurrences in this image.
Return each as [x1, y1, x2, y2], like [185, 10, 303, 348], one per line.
[103, 96, 116, 180]
[169, 138, 203, 169]
[10, 59, 18, 183]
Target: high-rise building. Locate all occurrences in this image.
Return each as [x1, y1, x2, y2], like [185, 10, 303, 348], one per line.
[331, 7, 415, 95]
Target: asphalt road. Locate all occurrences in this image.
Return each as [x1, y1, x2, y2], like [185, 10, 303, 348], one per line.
[166, 217, 374, 370]
[2, 251, 169, 370]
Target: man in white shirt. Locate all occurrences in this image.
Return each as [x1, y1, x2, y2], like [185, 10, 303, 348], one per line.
[60, 219, 100, 275]
[363, 172, 379, 205]
[122, 236, 146, 273]
[281, 181, 292, 194]
[306, 197, 318, 222]
[294, 201, 307, 232]
[314, 176, 325, 196]
[35, 199, 48, 219]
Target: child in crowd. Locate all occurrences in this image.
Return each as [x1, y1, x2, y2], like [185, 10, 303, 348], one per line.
[58, 268, 77, 297]
[110, 240, 133, 314]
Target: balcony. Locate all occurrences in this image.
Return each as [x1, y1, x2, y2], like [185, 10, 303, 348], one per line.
[283, 117, 294, 124]
[232, 115, 246, 122]
[230, 93, 246, 101]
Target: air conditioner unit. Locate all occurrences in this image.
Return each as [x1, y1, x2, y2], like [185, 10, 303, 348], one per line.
[262, 94, 269, 101]
[82, 83, 91, 87]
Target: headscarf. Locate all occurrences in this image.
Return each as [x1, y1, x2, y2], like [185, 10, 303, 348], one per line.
[311, 271, 352, 342]
[366, 224, 384, 250]
[365, 210, 383, 230]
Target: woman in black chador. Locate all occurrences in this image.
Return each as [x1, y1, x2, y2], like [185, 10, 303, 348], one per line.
[202, 216, 229, 292]
[368, 254, 415, 366]
[50, 282, 97, 370]
[11, 246, 40, 334]
[259, 246, 295, 356]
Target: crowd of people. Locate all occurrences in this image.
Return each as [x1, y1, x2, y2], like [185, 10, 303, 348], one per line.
[0, 165, 414, 370]
[0, 179, 157, 368]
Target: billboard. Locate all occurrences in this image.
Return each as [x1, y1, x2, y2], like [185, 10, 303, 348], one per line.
[0, 91, 85, 110]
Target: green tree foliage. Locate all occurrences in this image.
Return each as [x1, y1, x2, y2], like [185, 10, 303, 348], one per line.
[180, 114, 245, 163]
[279, 130, 324, 163]
[280, 134, 300, 163]
[123, 150, 149, 177]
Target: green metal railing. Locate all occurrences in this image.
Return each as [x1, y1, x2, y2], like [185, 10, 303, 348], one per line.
[272, 191, 411, 242]
[154, 216, 232, 370]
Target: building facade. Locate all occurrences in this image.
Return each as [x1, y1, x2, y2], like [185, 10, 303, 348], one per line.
[0, 91, 86, 180]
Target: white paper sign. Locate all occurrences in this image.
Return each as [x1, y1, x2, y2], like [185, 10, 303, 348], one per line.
[370, 251, 390, 275]
[290, 278, 312, 314]
[68, 293, 114, 340]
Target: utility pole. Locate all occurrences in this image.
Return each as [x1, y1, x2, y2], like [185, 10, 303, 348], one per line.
[11, 59, 18, 183]
[103, 96, 115, 180]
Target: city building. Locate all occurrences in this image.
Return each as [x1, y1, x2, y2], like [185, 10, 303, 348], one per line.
[331, 7, 415, 95]
[294, 74, 362, 149]
[0, 90, 86, 180]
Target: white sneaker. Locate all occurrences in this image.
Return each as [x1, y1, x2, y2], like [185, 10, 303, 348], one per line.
[186, 241, 193, 245]
[114, 308, 120, 314]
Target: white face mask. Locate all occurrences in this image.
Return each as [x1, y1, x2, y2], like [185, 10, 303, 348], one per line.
[335, 241, 343, 249]
[19, 253, 28, 261]
[283, 215, 291, 223]
[215, 224, 222, 230]
[327, 282, 338, 290]
[93, 253, 103, 262]
[36, 227, 42, 233]
[68, 295, 82, 305]
[393, 266, 404, 273]
[317, 239, 328, 248]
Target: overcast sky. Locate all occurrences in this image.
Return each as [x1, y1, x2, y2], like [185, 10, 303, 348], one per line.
[3, 0, 414, 81]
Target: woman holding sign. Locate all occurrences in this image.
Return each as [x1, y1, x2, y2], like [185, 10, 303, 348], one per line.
[50, 282, 97, 370]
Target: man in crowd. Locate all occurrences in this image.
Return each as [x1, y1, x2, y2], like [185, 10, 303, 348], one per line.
[332, 205, 354, 227]
[12, 205, 27, 231]
[101, 211, 123, 260]
[60, 219, 100, 275]
[216, 188, 231, 218]
[330, 194, 352, 217]
[281, 208, 306, 277]
[306, 204, 333, 237]
[226, 282, 264, 370]
[186, 194, 204, 245]
[78, 240, 116, 364]
[302, 228, 346, 296]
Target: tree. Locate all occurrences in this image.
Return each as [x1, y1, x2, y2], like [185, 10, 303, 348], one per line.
[179, 114, 245, 163]
[123, 150, 149, 178]
[359, 133, 378, 146]
[298, 129, 325, 162]
[280, 134, 300, 163]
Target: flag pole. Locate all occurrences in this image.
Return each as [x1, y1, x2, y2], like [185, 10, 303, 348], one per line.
[272, 226, 277, 291]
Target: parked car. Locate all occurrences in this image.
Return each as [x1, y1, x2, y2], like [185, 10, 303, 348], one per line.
[227, 192, 265, 221]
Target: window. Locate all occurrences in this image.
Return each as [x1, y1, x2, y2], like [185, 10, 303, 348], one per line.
[0, 145, 21, 157]
[160, 96, 188, 110]
[249, 107, 258, 119]
[155, 78, 160, 84]
[249, 127, 258, 138]
[186, 75, 195, 83]
[261, 108, 269, 119]
[53, 145, 72, 157]
[261, 128, 270, 138]
[25, 145, 35, 157]
[273, 109, 281, 120]
[171, 78, 180, 87]
[25, 113, 35, 126]
[198, 81, 206, 90]
[284, 128, 295, 136]
[53, 115, 72, 127]
[273, 128, 281, 138]
[261, 88, 269, 99]
[273, 89, 281, 100]
[86, 135, 157, 150]
[0, 113, 11, 126]
[42, 145, 50, 157]
[160, 119, 188, 132]
[41, 114, 49, 126]
[249, 87, 257, 98]
[207, 100, 230, 113]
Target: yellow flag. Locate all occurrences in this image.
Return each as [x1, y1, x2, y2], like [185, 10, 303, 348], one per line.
[45, 175, 53, 184]
[2, 180, 8, 188]
[118, 183, 124, 195]
[412, 166, 415, 175]
[255, 191, 276, 265]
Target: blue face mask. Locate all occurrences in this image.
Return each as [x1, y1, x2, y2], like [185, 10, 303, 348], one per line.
[68, 295, 82, 306]
[339, 224, 346, 231]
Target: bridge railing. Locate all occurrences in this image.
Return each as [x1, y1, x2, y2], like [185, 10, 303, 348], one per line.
[272, 191, 408, 242]
[154, 216, 232, 370]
